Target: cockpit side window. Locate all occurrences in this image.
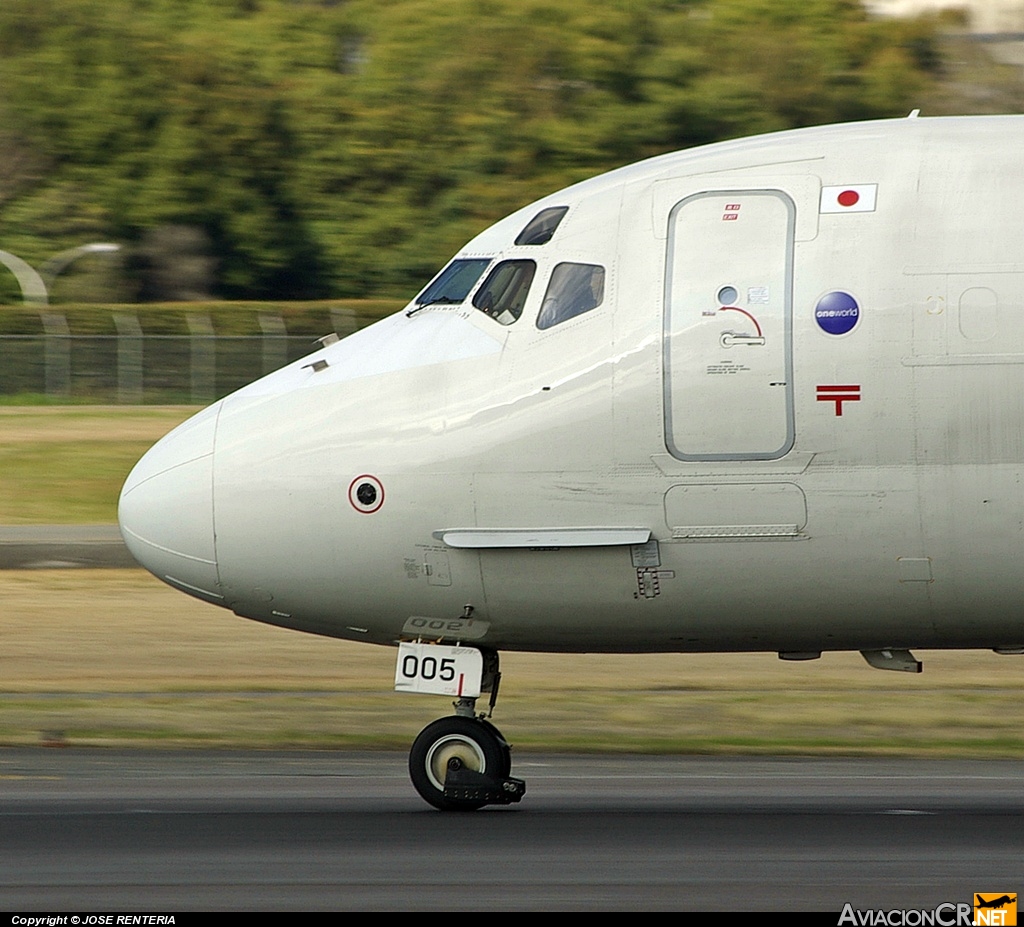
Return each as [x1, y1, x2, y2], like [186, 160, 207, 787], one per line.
[514, 206, 569, 246]
[472, 260, 536, 325]
[415, 258, 490, 307]
[536, 263, 605, 330]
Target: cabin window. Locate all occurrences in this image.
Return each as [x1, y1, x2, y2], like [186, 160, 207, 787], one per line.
[514, 206, 569, 246]
[536, 263, 605, 330]
[415, 258, 490, 307]
[472, 260, 536, 325]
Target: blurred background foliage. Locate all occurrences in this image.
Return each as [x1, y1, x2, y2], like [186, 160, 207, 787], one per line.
[0, 0, 1020, 304]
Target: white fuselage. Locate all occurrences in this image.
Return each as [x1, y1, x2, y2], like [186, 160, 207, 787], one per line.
[119, 115, 1024, 655]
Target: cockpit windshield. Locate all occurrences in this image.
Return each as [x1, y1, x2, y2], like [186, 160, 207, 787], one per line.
[472, 260, 536, 325]
[537, 263, 605, 329]
[415, 258, 491, 307]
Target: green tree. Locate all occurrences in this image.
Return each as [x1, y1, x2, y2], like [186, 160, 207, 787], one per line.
[0, 0, 948, 302]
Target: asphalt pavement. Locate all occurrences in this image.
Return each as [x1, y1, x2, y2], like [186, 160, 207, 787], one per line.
[0, 525, 135, 569]
[2, 749, 1022, 911]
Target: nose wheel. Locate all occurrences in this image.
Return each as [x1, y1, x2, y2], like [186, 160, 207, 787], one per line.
[409, 715, 524, 810]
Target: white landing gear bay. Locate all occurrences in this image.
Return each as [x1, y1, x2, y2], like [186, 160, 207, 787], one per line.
[119, 115, 1024, 809]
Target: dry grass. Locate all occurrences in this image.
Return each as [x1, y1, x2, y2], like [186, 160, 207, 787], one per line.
[1, 407, 1022, 753]
[0, 405, 197, 444]
[1, 570, 1022, 754]
[0, 406, 195, 523]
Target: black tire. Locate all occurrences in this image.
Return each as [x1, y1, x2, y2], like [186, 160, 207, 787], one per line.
[409, 716, 511, 811]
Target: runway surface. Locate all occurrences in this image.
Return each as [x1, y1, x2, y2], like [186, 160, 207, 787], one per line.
[2, 749, 1022, 911]
[0, 525, 134, 569]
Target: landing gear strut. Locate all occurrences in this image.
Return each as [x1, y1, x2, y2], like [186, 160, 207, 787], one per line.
[407, 650, 526, 810]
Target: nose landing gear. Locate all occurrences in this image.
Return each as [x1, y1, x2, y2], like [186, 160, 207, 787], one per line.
[406, 652, 526, 810]
[409, 715, 522, 809]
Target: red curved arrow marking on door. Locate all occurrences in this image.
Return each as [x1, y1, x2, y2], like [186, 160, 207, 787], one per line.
[718, 305, 762, 337]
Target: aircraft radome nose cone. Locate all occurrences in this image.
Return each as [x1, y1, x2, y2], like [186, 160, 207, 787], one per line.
[118, 404, 223, 604]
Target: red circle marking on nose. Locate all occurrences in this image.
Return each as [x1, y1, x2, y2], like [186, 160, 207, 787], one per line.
[837, 189, 860, 207]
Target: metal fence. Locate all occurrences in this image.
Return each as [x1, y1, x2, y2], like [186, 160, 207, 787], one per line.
[0, 307, 377, 404]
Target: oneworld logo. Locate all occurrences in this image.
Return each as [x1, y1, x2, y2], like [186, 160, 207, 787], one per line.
[815, 290, 860, 336]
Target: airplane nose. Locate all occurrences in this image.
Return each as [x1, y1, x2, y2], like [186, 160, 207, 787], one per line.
[118, 404, 223, 604]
